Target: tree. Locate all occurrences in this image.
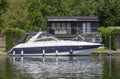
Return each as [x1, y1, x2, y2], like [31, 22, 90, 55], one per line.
[28, 0, 71, 31]
[0, 0, 8, 36]
[0, 0, 8, 15]
[1, 0, 120, 33]
[1, 0, 29, 30]
[40, 0, 70, 16]
[28, 0, 45, 31]
[96, 0, 120, 26]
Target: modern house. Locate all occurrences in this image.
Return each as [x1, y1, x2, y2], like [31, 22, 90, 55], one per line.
[47, 16, 100, 42]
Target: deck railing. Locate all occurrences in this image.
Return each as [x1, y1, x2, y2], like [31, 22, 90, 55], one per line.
[47, 27, 101, 43]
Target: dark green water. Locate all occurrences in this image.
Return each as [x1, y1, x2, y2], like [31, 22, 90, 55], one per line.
[0, 55, 120, 79]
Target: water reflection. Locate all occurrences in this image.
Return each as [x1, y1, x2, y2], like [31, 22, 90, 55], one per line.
[0, 55, 29, 79]
[1, 55, 120, 79]
[9, 56, 103, 79]
[102, 56, 120, 79]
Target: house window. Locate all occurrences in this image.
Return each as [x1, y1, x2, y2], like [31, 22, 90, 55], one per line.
[82, 23, 91, 34]
[55, 23, 61, 34]
[51, 23, 55, 29]
[50, 23, 56, 34]
[62, 23, 66, 34]
[66, 23, 71, 34]
[51, 22, 71, 34]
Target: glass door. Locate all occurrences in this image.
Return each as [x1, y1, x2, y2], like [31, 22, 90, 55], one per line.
[82, 23, 86, 34]
[86, 23, 91, 34]
[82, 23, 91, 34]
[66, 23, 71, 34]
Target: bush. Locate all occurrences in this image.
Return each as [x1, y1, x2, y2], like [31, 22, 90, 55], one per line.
[99, 27, 120, 50]
[5, 28, 25, 51]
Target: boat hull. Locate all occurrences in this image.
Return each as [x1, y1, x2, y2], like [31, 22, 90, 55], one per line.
[8, 45, 99, 56]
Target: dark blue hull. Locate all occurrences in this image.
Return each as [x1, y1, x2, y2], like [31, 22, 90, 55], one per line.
[8, 45, 100, 56]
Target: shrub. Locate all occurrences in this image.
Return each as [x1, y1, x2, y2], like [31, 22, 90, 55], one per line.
[5, 28, 25, 51]
[99, 27, 120, 50]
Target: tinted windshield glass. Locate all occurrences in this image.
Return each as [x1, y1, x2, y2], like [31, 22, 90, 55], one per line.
[21, 32, 37, 43]
[37, 33, 58, 40]
[35, 37, 57, 42]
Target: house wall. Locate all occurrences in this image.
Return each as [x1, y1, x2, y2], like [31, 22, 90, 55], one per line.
[91, 21, 99, 32]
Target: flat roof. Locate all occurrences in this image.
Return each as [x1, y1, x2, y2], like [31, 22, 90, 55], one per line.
[47, 16, 99, 21]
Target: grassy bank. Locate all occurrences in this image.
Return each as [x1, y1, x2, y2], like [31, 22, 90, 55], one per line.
[96, 47, 120, 53]
[92, 47, 120, 56]
[0, 47, 6, 55]
[96, 48, 109, 52]
[0, 47, 5, 52]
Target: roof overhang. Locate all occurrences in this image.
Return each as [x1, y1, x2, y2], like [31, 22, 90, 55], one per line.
[47, 19, 77, 21]
[47, 16, 99, 21]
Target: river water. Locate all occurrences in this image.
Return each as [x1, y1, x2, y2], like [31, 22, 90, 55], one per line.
[0, 55, 120, 79]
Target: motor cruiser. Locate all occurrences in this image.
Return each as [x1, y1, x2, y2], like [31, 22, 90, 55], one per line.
[8, 31, 101, 56]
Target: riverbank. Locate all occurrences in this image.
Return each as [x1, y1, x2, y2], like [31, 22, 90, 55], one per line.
[0, 48, 6, 55]
[92, 48, 120, 56]
[92, 51, 120, 56]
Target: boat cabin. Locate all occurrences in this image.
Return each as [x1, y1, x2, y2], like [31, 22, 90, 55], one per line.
[47, 16, 99, 40]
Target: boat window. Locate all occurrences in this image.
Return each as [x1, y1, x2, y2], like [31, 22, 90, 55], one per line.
[22, 35, 35, 43]
[20, 32, 37, 43]
[37, 32, 59, 40]
[35, 37, 57, 42]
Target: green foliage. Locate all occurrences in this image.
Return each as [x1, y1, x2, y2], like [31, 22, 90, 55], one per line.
[27, 0, 71, 31]
[0, 0, 8, 14]
[1, 0, 120, 32]
[27, 0, 45, 31]
[1, 0, 29, 31]
[5, 28, 25, 37]
[99, 27, 120, 50]
[5, 28, 25, 51]
[0, 0, 8, 36]
[96, 0, 120, 26]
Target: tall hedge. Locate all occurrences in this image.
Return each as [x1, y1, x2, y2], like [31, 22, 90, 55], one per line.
[5, 28, 25, 51]
[99, 27, 120, 50]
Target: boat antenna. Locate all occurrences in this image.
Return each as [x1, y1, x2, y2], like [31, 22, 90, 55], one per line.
[39, 28, 41, 31]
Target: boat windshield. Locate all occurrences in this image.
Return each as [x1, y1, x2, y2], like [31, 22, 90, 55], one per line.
[38, 33, 57, 38]
[20, 32, 37, 43]
[35, 37, 58, 42]
[20, 32, 59, 43]
[35, 32, 58, 41]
